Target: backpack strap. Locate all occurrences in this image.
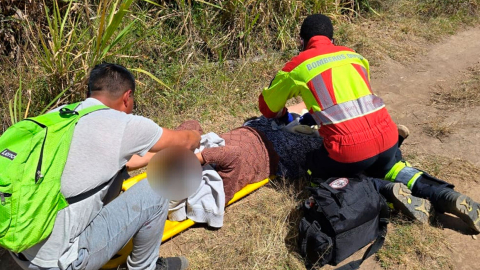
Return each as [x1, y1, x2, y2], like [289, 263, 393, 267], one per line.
[335, 196, 390, 270]
[30, 103, 109, 127]
[59, 103, 109, 118]
[60, 102, 82, 114]
[66, 166, 129, 204]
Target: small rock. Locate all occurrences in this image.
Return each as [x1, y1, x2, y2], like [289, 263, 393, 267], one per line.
[472, 235, 477, 240]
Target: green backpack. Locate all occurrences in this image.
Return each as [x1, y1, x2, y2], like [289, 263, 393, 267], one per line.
[0, 102, 107, 253]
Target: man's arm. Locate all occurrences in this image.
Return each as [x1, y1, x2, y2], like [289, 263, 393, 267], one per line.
[259, 70, 301, 119]
[126, 152, 155, 171]
[125, 119, 202, 171]
[149, 128, 201, 152]
[126, 129, 200, 171]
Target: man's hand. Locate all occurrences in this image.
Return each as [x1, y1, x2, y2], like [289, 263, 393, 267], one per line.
[196, 152, 205, 165]
[127, 130, 201, 171]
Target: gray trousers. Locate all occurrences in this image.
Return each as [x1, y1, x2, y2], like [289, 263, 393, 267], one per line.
[12, 179, 168, 270]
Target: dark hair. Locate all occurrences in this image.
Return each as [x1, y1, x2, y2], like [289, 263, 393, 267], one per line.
[88, 63, 135, 98]
[300, 14, 333, 44]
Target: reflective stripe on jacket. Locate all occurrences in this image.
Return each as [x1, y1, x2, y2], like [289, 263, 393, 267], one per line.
[259, 36, 398, 163]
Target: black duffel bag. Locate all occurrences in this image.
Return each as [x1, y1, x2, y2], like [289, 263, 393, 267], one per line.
[298, 176, 389, 269]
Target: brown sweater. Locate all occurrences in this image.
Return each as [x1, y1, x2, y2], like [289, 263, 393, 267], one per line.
[175, 121, 279, 203]
[202, 127, 279, 203]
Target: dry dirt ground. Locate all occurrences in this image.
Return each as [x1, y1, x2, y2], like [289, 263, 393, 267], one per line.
[1, 27, 480, 270]
[372, 26, 480, 270]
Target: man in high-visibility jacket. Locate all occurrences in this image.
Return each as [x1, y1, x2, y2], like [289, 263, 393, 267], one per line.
[259, 14, 480, 233]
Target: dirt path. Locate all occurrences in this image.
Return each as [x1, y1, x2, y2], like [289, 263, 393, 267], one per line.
[374, 26, 480, 166]
[356, 26, 480, 269]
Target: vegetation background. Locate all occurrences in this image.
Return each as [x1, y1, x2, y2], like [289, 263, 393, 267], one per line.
[1, 0, 479, 269]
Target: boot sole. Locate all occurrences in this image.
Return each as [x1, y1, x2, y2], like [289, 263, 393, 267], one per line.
[392, 184, 431, 223]
[454, 195, 480, 233]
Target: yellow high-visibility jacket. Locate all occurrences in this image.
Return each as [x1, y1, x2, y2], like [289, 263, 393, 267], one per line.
[259, 36, 398, 163]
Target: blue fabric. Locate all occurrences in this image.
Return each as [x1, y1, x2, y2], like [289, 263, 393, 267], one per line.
[299, 113, 316, 126]
[277, 111, 294, 125]
[244, 116, 324, 179]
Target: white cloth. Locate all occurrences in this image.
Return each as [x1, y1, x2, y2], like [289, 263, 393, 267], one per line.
[271, 115, 320, 137]
[168, 132, 226, 228]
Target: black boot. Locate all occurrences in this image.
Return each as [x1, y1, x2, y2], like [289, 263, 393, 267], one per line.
[381, 183, 431, 223]
[432, 188, 480, 233]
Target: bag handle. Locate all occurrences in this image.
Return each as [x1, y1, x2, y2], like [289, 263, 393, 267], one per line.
[334, 197, 390, 270]
[59, 103, 109, 118]
[59, 103, 81, 116]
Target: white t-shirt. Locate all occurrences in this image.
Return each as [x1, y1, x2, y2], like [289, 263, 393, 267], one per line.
[22, 98, 163, 268]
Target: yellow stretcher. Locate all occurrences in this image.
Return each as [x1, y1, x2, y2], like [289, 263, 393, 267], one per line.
[102, 173, 270, 269]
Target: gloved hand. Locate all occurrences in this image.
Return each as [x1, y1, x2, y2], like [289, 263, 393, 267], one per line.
[285, 119, 319, 137]
[299, 113, 316, 126]
[283, 112, 320, 137]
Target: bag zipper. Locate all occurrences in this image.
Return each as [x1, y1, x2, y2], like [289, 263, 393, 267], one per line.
[0, 192, 12, 205]
[25, 119, 47, 183]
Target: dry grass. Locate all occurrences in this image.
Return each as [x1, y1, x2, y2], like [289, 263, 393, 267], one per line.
[159, 178, 307, 270]
[403, 151, 480, 187]
[377, 218, 453, 270]
[423, 64, 480, 140]
[431, 65, 480, 109]
[2, 0, 480, 131]
[423, 119, 454, 141]
[133, 55, 286, 132]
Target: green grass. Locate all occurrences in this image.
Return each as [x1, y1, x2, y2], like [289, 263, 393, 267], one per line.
[2, 0, 479, 131]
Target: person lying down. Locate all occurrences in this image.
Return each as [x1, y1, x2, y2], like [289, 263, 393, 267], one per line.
[126, 117, 324, 228]
[126, 113, 412, 228]
[166, 120, 278, 227]
[168, 119, 325, 228]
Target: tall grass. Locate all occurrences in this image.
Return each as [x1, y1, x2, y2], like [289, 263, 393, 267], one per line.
[8, 78, 30, 125]
[3, 0, 376, 127]
[1, 0, 479, 131]
[24, 0, 140, 113]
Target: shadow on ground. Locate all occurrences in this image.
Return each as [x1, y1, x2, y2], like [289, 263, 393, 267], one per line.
[434, 212, 480, 235]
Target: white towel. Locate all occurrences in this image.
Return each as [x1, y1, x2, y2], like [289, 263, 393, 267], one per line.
[168, 132, 226, 228]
